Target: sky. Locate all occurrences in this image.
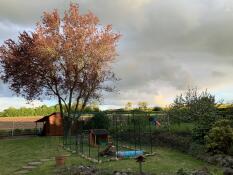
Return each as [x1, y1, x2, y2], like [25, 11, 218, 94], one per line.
[1, 0, 233, 110]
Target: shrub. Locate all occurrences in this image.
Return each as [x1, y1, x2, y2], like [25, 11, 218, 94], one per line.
[188, 143, 206, 159]
[166, 88, 218, 143]
[192, 113, 216, 144]
[176, 168, 190, 175]
[23, 128, 34, 135]
[153, 106, 163, 111]
[85, 112, 110, 130]
[14, 129, 22, 135]
[205, 119, 233, 154]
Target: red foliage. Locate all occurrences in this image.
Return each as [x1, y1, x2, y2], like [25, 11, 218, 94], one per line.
[0, 3, 121, 117]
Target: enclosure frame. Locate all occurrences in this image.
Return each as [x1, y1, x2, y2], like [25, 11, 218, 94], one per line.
[62, 111, 160, 162]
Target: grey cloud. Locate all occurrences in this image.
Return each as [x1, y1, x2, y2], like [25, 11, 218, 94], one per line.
[113, 54, 193, 91]
[0, 0, 72, 25]
[1, 0, 233, 107]
[212, 71, 225, 77]
[0, 21, 31, 43]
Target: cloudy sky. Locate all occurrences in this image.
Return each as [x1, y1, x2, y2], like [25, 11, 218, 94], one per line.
[1, 0, 233, 110]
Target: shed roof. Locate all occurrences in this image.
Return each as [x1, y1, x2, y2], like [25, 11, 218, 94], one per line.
[35, 112, 60, 122]
[91, 129, 108, 135]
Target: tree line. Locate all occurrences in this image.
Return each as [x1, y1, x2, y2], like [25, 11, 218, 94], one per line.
[0, 104, 100, 117]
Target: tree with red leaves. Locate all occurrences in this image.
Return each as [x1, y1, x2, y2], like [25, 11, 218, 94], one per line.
[0, 3, 120, 119]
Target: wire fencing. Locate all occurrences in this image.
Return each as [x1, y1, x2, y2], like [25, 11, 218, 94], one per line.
[62, 111, 161, 162]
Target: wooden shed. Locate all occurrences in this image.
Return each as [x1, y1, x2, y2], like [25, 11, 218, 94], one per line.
[89, 129, 109, 147]
[36, 112, 63, 136]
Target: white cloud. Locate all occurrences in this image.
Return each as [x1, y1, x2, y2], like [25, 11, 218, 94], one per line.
[0, 97, 44, 111]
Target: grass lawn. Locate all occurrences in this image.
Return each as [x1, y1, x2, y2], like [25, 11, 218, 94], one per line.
[0, 137, 66, 175]
[0, 137, 223, 175]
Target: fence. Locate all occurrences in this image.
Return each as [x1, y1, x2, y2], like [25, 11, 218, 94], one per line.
[62, 111, 161, 162]
[0, 117, 43, 138]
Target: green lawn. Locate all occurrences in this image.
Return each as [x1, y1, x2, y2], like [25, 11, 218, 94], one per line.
[0, 137, 66, 175]
[0, 137, 223, 175]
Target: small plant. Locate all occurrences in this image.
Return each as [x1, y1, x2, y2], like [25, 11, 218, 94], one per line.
[205, 119, 233, 154]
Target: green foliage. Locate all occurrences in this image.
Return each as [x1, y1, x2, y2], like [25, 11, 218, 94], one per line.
[138, 101, 148, 111]
[167, 89, 217, 123]
[166, 88, 218, 144]
[192, 113, 217, 144]
[0, 105, 59, 117]
[0, 103, 100, 117]
[85, 112, 110, 129]
[82, 106, 100, 112]
[166, 123, 194, 135]
[205, 119, 233, 154]
[167, 107, 189, 124]
[71, 103, 100, 113]
[125, 102, 133, 111]
[152, 106, 163, 111]
[176, 168, 190, 175]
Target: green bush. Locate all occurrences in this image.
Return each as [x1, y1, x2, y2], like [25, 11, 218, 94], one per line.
[188, 143, 206, 158]
[85, 112, 110, 130]
[166, 88, 218, 144]
[192, 113, 215, 144]
[153, 106, 163, 111]
[205, 119, 233, 154]
[176, 168, 190, 175]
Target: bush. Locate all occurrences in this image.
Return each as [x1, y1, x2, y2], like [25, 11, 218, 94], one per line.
[23, 128, 34, 135]
[188, 143, 206, 159]
[14, 129, 22, 135]
[205, 119, 233, 154]
[151, 130, 192, 152]
[153, 106, 163, 111]
[167, 88, 218, 143]
[176, 168, 190, 175]
[85, 112, 110, 130]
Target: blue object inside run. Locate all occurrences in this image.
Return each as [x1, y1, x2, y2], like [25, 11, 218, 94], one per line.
[117, 150, 144, 158]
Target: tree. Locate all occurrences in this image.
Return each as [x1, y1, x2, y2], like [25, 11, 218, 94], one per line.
[138, 101, 148, 111]
[152, 106, 163, 111]
[167, 88, 218, 143]
[85, 112, 110, 130]
[125, 102, 133, 111]
[0, 3, 120, 119]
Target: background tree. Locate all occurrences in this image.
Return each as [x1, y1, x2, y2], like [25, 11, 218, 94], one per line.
[152, 106, 163, 112]
[167, 88, 218, 143]
[125, 102, 133, 111]
[0, 3, 120, 119]
[85, 112, 110, 130]
[138, 101, 148, 111]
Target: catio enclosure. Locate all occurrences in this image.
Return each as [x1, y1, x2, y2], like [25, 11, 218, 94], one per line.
[62, 111, 163, 162]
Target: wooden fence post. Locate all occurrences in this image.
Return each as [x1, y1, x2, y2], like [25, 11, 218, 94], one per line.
[11, 121, 14, 136]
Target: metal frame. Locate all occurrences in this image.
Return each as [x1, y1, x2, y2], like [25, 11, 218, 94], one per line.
[62, 111, 158, 161]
